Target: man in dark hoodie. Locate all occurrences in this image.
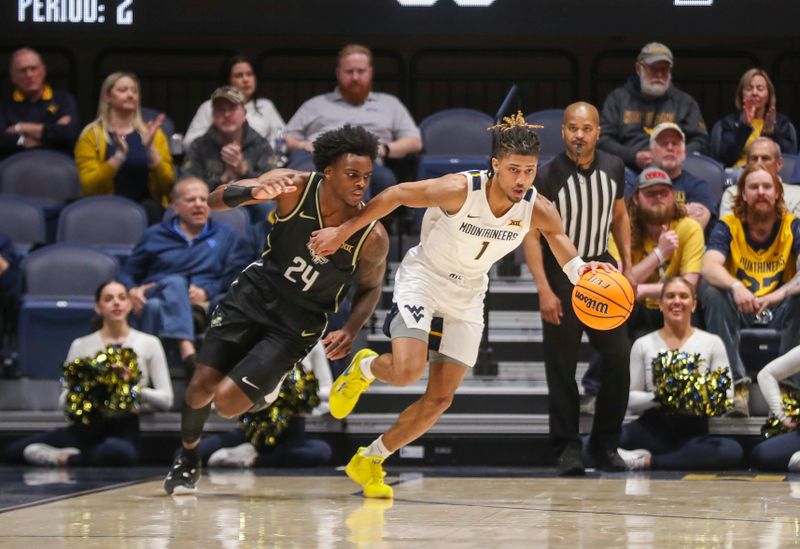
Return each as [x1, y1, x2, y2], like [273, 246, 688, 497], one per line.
[598, 43, 709, 171]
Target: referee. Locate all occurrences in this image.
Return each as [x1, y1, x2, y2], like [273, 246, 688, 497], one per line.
[525, 102, 633, 475]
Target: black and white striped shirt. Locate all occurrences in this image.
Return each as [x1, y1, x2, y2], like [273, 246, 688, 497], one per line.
[534, 150, 624, 258]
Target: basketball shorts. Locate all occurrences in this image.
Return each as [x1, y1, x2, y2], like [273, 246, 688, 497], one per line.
[198, 273, 326, 404]
[387, 260, 484, 367]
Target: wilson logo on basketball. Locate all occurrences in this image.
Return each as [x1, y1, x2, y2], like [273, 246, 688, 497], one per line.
[573, 290, 609, 314]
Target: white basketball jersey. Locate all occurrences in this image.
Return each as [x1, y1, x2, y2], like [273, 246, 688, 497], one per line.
[404, 170, 536, 289]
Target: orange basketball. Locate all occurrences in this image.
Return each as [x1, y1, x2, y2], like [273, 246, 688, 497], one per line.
[571, 270, 634, 330]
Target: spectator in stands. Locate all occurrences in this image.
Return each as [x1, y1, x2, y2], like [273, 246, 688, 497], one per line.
[74, 72, 175, 225]
[2, 280, 173, 467]
[0, 232, 21, 357]
[716, 68, 797, 169]
[284, 44, 422, 197]
[583, 167, 704, 406]
[0, 47, 80, 160]
[625, 122, 716, 230]
[183, 55, 285, 152]
[615, 276, 742, 470]
[700, 163, 800, 416]
[119, 177, 238, 369]
[751, 345, 800, 472]
[598, 42, 708, 171]
[197, 345, 332, 468]
[720, 137, 800, 217]
[183, 86, 272, 193]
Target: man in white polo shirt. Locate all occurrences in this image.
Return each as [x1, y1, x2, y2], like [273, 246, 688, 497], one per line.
[285, 44, 422, 198]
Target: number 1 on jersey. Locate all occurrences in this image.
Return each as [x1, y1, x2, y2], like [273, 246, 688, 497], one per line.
[474, 241, 490, 260]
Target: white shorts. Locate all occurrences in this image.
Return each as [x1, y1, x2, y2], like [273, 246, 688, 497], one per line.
[391, 258, 485, 367]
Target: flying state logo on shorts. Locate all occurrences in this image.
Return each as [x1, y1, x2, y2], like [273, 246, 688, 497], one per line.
[404, 304, 425, 322]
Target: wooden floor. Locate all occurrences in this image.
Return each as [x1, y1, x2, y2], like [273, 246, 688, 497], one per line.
[1, 470, 799, 548]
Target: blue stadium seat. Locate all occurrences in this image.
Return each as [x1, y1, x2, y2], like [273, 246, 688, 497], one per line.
[141, 106, 177, 144]
[17, 244, 118, 379]
[416, 109, 494, 179]
[56, 196, 147, 261]
[681, 152, 726, 208]
[0, 195, 46, 254]
[163, 205, 251, 237]
[0, 149, 82, 242]
[524, 109, 565, 159]
[780, 153, 797, 183]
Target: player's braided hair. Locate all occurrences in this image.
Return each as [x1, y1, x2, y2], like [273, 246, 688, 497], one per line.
[488, 111, 542, 160]
[313, 124, 379, 172]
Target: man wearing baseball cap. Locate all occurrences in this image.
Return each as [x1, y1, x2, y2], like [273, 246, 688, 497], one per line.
[582, 165, 705, 410]
[624, 121, 717, 230]
[598, 42, 709, 172]
[183, 85, 273, 194]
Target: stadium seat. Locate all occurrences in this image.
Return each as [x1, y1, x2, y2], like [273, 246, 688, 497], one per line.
[0, 195, 46, 254]
[56, 196, 148, 261]
[17, 244, 118, 379]
[524, 109, 565, 159]
[141, 106, 177, 144]
[416, 109, 494, 179]
[780, 153, 797, 183]
[0, 149, 82, 242]
[681, 152, 726, 208]
[163, 206, 251, 237]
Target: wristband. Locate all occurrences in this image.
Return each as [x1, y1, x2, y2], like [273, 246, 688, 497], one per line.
[382, 143, 390, 157]
[222, 184, 253, 207]
[562, 256, 587, 285]
[730, 281, 743, 292]
[653, 247, 665, 263]
[112, 151, 127, 162]
[14, 122, 22, 134]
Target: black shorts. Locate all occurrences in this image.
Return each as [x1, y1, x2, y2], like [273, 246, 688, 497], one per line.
[197, 273, 326, 403]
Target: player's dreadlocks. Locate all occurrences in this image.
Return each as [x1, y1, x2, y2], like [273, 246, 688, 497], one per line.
[313, 124, 379, 172]
[488, 111, 542, 160]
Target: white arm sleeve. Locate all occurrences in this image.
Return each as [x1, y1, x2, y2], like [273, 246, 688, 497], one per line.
[139, 337, 174, 412]
[628, 337, 657, 414]
[757, 344, 800, 418]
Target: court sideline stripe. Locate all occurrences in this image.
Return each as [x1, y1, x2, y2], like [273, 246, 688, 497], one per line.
[387, 496, 795, 525]
[0, 476, 157, 514]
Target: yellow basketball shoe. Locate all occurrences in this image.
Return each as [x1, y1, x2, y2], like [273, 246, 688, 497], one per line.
[345, 447, 394, 499]
[330, 348, 378, 419]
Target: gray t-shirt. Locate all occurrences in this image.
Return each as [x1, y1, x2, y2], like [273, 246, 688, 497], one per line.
[285, 89, 420, 144]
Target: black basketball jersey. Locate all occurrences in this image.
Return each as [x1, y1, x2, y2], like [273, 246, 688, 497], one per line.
[243, 172, 376, 314]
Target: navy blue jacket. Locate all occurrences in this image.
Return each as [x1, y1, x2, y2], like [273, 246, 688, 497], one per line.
[120, 217, 238, 300]
[0, 232, 21, 294]
[715, 111, 797, 167]
[0, 86, 80, 160]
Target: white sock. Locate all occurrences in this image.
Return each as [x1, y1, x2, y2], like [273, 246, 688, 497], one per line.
[361, 435, 392, 459]
[359, 355, 376, 381]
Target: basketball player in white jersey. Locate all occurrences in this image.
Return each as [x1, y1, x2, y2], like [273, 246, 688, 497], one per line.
[309, 113, 615, 498]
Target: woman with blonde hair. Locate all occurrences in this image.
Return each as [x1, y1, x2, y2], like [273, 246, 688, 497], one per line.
[74, 72, 175, 224]
[716, 68, 797, 168]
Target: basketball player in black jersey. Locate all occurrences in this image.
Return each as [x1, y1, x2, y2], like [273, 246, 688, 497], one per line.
[164, 125, 389, 495]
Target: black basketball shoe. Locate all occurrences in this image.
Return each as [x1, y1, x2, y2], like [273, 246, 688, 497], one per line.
[163, 452, 201, 495]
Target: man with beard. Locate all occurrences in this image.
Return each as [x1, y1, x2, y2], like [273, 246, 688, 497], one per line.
[625, 122, 715, 230]
[609, 166, 704, 338]
[598, 43, 709, 171]
[701, 163, 800, 416]
[527, 102, 633, 476]
[285, 44, 422, 198]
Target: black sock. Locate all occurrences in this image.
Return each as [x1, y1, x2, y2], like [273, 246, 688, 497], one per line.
[182, 445, 200, 463]
[181, 402, 211, 448]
